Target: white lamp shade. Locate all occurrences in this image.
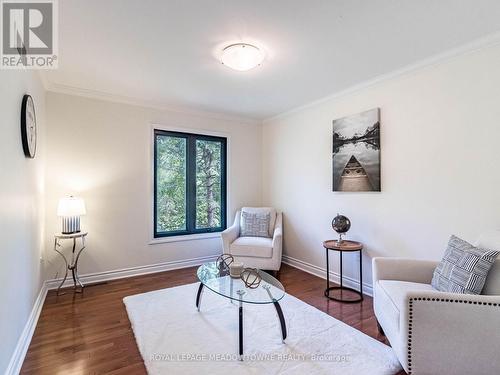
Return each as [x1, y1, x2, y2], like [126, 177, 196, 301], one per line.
[221, 43, 264, 71]
[57, 197, 86, 216]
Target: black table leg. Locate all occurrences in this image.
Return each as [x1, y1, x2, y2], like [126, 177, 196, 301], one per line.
[263, 284, 287, 343]
[273, 301, 287, 341]
[235, 289, 246, 360]
[196, 282, 204, 311]
[325, 247, 330, 291]
[359, 249, 363, 299]
[324, 248, 363, 303]
[340, 250, 343, 290]
[239, 301, 243, 360]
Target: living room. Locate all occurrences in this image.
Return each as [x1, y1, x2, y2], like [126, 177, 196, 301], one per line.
[1, 1, 500, 374]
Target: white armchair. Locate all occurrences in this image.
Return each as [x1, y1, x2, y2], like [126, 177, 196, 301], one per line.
[221, 207, 283, 271]
[373, 231, 500, 375]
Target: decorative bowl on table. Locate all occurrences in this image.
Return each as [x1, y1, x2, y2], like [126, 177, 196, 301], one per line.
[230, 262, 244, 278]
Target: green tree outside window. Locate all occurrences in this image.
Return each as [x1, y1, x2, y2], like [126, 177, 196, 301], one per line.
[154, 130, 227, 237]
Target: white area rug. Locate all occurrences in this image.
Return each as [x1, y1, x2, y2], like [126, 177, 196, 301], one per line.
[123, 283, 401, 374]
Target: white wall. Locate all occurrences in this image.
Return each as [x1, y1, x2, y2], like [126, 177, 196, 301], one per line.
[0, 71, 46, 373]
[5, 38, 500, 373]
[44, 93, 262, 278]
[262, 44, 500, 290]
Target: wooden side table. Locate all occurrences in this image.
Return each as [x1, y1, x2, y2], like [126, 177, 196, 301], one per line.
[53, 232, 88, 295]
[323, 240, 363, 303]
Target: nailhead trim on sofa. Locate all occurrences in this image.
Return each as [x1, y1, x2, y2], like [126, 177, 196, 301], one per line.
[407, 297, 500, 374]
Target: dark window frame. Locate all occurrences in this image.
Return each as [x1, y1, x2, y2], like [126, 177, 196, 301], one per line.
[153, 129, 227, 238]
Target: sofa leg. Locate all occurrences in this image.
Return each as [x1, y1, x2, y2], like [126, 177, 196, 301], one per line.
[376, 320, 385, 336]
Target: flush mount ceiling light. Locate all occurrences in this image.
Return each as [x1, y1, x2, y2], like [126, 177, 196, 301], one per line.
[220, 43, 265, 71]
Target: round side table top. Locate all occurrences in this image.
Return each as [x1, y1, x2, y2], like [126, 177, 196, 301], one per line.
[323, 240, 363, 251]
[55, 232, 88, 239]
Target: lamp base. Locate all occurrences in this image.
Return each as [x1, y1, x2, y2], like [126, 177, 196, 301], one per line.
[61, 216, 81, 234]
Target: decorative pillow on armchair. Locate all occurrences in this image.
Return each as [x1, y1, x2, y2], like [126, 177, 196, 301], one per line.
[431, 235, 500, 294]
[240, 211, 271, 238]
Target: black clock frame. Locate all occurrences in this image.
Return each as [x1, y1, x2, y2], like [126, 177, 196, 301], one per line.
[21, 94, 36, 158]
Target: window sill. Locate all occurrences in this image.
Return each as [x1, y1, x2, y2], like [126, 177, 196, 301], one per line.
[149, 232, 221, 245]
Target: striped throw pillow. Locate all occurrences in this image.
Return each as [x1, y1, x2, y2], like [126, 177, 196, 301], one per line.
[431, 235, 500, 294]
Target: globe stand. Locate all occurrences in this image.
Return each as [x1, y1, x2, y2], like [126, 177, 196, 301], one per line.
[336, 233, 345, 246]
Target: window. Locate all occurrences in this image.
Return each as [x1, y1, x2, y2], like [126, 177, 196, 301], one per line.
[154, 129, 227, 238]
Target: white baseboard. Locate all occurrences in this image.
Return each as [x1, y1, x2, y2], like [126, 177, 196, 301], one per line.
[7, 253, 367, 374]
[282, 255, 373, 297]
[45, 254, 218, 290]
[7, 254, 218, 374]
[5, 283, 47, 375]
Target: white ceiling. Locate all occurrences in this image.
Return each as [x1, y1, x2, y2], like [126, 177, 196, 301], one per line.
[43, 0, 500, 120]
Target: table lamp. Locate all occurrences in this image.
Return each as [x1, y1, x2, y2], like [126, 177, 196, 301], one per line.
[57, 196, 86, 234]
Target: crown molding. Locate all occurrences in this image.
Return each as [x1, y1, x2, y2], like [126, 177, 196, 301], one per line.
[43, 80, 261, 125]
[264, 31, 500, 124]
[39, 30, 500, 126]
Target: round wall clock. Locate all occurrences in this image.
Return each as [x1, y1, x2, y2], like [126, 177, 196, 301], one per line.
[21, 94, 37, 158]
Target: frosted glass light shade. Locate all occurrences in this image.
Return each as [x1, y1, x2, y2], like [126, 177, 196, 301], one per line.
[221, 43, 264, 71]
[57, 196, 86, 217]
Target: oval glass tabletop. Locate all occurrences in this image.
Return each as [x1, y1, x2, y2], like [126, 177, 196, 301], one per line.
[197, 262, 285, 304]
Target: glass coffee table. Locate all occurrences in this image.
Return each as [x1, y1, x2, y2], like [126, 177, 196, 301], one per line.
[196, 262, 287, 360]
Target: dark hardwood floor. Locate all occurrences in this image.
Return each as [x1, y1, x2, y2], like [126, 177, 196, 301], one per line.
[21, 263, 400, 374]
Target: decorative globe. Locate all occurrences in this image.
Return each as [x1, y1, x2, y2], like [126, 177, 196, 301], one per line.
[240, 268, 262, 289]
[332, 214, 351, 234]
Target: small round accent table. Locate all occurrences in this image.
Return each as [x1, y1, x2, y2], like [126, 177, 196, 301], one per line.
[53, 232, 88, 296]
[323, 240, 363, 303]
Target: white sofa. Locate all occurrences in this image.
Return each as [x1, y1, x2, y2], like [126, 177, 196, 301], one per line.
[373, 231, 500, 375]
[221, 207, 282, 271]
